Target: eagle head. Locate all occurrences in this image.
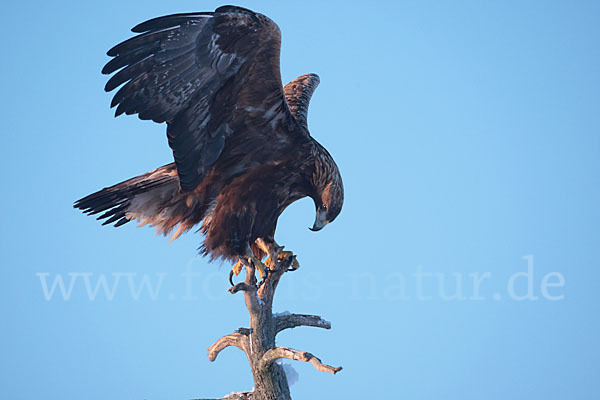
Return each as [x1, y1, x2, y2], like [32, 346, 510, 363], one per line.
[309, 152, 344, 231]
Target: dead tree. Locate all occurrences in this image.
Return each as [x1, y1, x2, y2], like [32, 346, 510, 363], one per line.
[199, 256, 341, 400]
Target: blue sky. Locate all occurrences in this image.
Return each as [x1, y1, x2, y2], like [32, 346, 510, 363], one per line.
[1, 1, 599, 399]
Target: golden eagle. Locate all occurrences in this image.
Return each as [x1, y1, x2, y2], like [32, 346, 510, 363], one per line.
[74, 5, 344, 279]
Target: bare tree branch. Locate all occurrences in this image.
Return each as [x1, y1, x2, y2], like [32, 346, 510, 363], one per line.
[207, 331, 248, 362]
[259, 346, 342, 375]
[274, 313, 331, 334]
[206, 255, 341, 399]
[228, 282, 256, 294]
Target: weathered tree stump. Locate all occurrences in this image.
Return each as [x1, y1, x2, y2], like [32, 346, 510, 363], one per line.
[199, 256, 341, 400]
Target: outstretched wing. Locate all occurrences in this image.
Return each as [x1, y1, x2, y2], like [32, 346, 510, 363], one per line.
[283, 73, 320, 127]
[103, 6, 296, 191]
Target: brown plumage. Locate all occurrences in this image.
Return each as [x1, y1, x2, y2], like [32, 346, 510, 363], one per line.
[74, 6, 344, 263]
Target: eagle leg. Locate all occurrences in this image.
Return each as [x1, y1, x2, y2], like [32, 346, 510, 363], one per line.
[256, 238, 298, 271]
[229, 256, 270, 286]
[248, 256, 269, 280]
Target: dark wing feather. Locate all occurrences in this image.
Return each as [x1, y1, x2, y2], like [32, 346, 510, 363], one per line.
[131, 12, 213, 33]
[283, 73, 320, 127]
[103, 6, 296, 191]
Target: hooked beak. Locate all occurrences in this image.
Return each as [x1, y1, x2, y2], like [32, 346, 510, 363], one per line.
[309, 207, 329, 231]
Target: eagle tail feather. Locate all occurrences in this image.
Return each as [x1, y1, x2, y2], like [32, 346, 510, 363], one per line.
[74, 163, 199, 239]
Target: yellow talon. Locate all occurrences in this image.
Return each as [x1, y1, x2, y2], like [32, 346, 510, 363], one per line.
[278, 250, 294, 259]
[264, 256, 276, 269]
[232, 260, 244, 276]
[265, 251, 300, 270]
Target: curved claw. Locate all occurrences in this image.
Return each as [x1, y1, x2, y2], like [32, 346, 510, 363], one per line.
[256, 267, 272, 288]
[229, 269, 235, 286]
[287, 260, 299, 272]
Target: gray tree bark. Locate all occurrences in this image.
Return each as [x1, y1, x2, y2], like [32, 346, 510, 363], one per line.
[197, 256, 341, 400]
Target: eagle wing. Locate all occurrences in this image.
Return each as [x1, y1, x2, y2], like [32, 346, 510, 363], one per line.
[283, 73, 320, 127]
[103, 6, 297, 191]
